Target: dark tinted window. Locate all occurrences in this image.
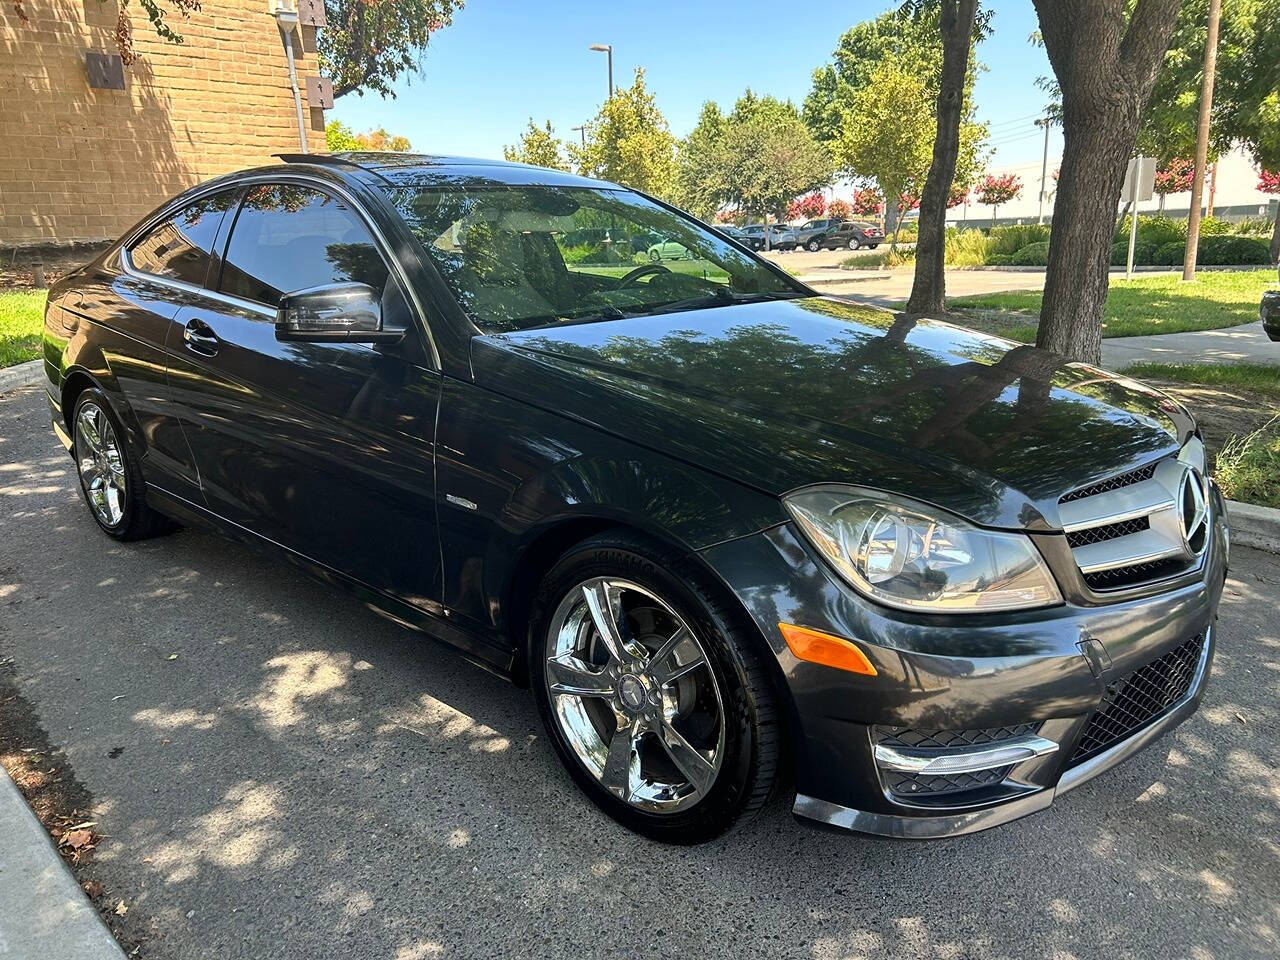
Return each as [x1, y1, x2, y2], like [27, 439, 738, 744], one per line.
[219, 184, 390, 306]
[128, 191, 236, 285]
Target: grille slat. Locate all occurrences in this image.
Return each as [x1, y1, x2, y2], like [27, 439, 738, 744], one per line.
[1065, 516, 1150, 548]
[1060, 462, 1157, 504]
[1068, 634, 1204, 765]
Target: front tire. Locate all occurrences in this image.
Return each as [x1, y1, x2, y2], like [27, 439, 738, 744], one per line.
[72, 388, 173, 541]
[848, 238, 860, 250]
[806, 239, 820, 252]
[529, 532, 781, 844]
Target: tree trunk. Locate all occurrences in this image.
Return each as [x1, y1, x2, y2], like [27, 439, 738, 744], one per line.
[1271, 212, 1280, 264]
[907, 0, 979, 314]
[1032, 0, 1184, 364]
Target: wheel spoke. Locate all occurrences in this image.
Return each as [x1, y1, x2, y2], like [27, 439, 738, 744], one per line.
[77, 416, 101, 458]
[546, 656, 614, 698]
[600, 718, 638, 801]
[657, 720, 717, 796]
[582, 579, 641, 664]
[652, 630, 707, 686]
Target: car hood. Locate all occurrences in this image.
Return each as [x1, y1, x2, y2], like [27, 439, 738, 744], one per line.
[470, 297, 1191, 530]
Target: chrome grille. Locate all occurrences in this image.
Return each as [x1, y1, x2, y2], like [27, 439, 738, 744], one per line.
[1058, 441, 1209, 593]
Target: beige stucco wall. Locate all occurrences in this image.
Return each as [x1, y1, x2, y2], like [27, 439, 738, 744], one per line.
[0, 0, 327, 246]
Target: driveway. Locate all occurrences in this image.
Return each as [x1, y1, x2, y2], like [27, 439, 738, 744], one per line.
[1, 383, 1278, 960]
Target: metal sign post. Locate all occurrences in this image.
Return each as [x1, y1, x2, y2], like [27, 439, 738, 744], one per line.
[1121, 156, 1157, 280]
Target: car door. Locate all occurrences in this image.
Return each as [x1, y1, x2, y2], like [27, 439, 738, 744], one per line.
[163, 180, 443, 608]
[81, 189, 241, 503]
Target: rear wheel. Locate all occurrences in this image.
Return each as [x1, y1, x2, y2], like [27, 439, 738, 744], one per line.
[530, 533, 780, 844]
[72, 388, 173, 541]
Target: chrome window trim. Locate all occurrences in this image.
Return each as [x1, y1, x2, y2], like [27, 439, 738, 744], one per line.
[120, 250, 276, 320]
[120, 172, 442, 369]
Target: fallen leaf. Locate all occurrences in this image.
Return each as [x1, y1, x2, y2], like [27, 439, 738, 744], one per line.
[61, 829, 94, 850]
[111, 695, 126, 701]
[67, 821, 97, 831]
[115, 900, 128, 916]
[83, 880, 105, 899]
[1235, 712, 1247, 724]
[167, 654, 178, 661]
[142, 857, 153, 864]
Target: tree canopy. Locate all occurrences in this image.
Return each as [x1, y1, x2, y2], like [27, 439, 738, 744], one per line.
[569, 69, 678, 198]
[325, 121, 412, 152]
[320, 0, 463, 99]
[674, 92, 832, 220]
[1136, 0, 1279, 166]
[803, 5, 988, 189]
[832, 63, 936, 245]
[503, 120, 570, 171]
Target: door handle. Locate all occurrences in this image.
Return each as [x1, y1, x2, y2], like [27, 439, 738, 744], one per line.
[183, 318, 219, 357]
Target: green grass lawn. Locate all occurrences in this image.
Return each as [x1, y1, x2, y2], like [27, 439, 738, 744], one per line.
[1120, 362, 1280, 398]
[947, 269, 1277, 339]
[0, 290, 46, 368]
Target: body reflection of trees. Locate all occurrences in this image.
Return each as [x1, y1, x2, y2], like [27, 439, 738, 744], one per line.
[507, 298, 1179, 505]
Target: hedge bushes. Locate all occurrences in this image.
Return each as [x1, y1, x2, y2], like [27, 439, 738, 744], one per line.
[934, 219, 1274, 269]
[1011, 240, 1051, 266]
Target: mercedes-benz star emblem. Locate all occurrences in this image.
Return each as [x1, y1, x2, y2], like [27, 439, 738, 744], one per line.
[1177, 467, 1209, 558]
[618, 675, 647, 712]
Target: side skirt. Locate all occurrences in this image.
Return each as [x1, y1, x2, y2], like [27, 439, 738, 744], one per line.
[144, 484, 518, 680]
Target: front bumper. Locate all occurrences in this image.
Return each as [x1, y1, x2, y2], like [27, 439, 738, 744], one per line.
[700, 483, 1228, 839]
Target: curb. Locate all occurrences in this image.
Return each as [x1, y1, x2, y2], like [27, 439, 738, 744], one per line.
[0, 767, 126, 959]
[1226, 499, 1280, 555]
[0, 360, 42, 394]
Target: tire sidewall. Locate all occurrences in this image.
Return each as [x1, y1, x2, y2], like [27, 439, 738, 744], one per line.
[529, 538, 763, 843]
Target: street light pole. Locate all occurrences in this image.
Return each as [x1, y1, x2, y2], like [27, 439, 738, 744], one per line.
[1036, 116, 1051, 225]
[571, 125, 586, 147]
[589, 44, 613, 99]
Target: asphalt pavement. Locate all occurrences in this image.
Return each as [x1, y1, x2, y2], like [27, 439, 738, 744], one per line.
[1, 382, 1278, 960]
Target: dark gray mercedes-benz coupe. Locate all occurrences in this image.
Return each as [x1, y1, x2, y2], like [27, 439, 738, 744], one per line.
[43, 153, 1228, 843]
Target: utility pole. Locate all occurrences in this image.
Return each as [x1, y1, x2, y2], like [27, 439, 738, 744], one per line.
[1036, 116, 1052, 225]
[1183, 0, 1221, 282]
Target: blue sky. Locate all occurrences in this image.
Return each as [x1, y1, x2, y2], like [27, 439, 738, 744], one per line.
[330, 1, 1064, 183]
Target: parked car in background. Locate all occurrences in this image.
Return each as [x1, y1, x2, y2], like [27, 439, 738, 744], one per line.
[803, 221, 884, 252]
[740, 223, 798, 252]
[1262, 266, 1280, 341]
[44, 153, 1227, 846]
[647, 237, 697, 261]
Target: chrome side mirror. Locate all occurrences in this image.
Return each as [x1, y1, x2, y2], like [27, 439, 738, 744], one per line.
[275, 283, 402, 343]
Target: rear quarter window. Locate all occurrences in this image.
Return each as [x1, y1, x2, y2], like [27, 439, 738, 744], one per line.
[127, 191, 237, 286]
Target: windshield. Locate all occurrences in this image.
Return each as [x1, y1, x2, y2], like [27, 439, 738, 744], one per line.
[381, 183, 804, 333]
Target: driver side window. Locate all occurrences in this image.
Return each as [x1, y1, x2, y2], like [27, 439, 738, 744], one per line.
[219, 184, 395, 310]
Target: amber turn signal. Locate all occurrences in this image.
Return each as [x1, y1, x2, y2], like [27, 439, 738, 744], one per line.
[778, 623, 878, 676]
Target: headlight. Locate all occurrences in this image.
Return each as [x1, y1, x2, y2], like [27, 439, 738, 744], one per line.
[783, 486, 1062, 613]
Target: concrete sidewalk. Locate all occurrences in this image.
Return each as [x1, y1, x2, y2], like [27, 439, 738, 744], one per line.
[1100, 320, 1279, 369]
[0, 768, 124, 959]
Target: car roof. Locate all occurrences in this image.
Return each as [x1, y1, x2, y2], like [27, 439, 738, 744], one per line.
[297, 152, 627, 191]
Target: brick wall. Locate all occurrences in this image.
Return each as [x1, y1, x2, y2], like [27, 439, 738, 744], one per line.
[0, 0, 328, 246]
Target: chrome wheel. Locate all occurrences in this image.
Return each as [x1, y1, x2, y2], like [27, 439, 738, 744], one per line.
[544, 578, 726, 814]
[75, 401, 127, 527]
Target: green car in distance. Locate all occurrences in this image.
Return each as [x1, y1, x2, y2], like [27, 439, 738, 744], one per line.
[647, 237, 698, 261]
